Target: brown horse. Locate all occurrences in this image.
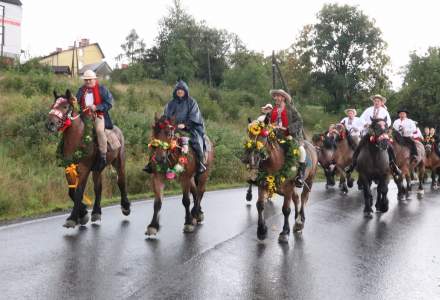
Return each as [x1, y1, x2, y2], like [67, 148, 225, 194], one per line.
[145, 115, 214, 236]
[392, 132, 426, 200]
[312, 133, 336, 189]
[424, 142, 440, 190]
[46, 90, 131, 228]
[244, 120, 318, 243]
[331, 124, 359, 194]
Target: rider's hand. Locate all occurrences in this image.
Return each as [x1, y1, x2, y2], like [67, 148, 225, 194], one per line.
[88, 105, 97, 112]
[177, 124, 185, 129]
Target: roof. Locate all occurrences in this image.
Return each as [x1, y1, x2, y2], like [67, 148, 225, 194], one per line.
[79, 61, 112, 75]
[0, 0, 22, 6]
[40, 43, 105, 60]
[52, 66, 71, 74]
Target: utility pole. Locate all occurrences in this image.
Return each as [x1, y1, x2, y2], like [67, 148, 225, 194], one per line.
[272, 50, 276, 89]
[0, 5, 5, 59]
[71, 41, 76, 77]
[207, 48, 212, 87]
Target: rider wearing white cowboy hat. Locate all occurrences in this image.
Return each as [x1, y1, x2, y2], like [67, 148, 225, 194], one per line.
[269, 89, 307, 188]
[340, 108, 365, 137]
[346, 94, 401, 177]
[392, 108, 418, 162]
[76, 69, 114, 171]
[359, 94, 391, 128]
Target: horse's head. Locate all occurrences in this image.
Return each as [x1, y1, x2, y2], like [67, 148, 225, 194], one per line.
[370, 117, 389, 150]
[242, 117, 273, 169]
[425, 143, 433, 155]
[334, 123, 348, 142]
[150, 113, 177, 165]
[46, 90, 75, 133]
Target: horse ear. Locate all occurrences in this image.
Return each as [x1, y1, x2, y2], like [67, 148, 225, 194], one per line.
[154, 112, 160, 123]
[264, 114, 270, 125]
[247, 117, 252, 124]
[65, 89, 72, 100]
[53, 90, 58, 100]
[370, 117, 373, 122]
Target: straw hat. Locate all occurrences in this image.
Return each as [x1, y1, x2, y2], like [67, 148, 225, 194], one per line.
[81, 70, 97, 80]
[370, 94, 387, 103]
[261, 103, 273, 110]
[270, 89, 292, 103]
[344, 108, 357, 116]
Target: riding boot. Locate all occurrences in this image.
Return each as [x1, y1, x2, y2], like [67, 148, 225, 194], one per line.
[142, 162, 154, 173]
[93, 152, 107, 172]
[345, 147, 360, 174]
[193, 144, 207, 174]
[408, 139, 418, 163]
[387, 147, 402, 177]
[294, 162, 306, 188]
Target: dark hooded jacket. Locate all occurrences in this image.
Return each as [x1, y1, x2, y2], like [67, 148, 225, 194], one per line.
[164, 80, 206, 152]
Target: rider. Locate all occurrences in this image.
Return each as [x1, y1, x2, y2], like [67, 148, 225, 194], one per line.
[340, 108, 364, 137]
[76, 70, 114, 171]
[269, 89, 307, 187]
[392, 108, 418, 162]
[165, 80, 207, 174]
[345, 94, 401, 176]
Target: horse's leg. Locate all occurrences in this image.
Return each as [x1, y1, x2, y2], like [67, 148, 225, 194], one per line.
[417, 164, 425, 198]
[113, 156, 131, 216]
[395, 172, 406, 201]
[91, 171, 103, 222]
[246, 183, 253, 201]
[278, 186, 293, 243]
[256, 187, 268, 240]
[146, 176, 163, 236]
[337, 166, 348, 194]
[64, 168, 91, 228]
[292, 188, 302, 233]
[376, 178, 389, 213]
[192, 172, 208, 224]
[182, 178, 195, 233]
[295, 177, 314, 232]
[361, 176, 373, 218]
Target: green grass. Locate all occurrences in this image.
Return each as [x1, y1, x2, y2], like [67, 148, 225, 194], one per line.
[0, 71, 336, 221]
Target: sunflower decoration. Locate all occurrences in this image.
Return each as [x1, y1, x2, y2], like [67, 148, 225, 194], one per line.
[266, 175, 277, 198]
[248, 122, 262, 136]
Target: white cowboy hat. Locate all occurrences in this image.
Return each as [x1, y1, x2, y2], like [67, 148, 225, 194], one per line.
[270, 89, 292, 103]
[261, 103, 273, 110]
[81, 70, 97, 80]
[370, 94, 387, 103]
[344, 108, 357, 116]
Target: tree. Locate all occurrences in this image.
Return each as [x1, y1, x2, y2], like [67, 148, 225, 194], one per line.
[164, 38, 197, 83]
[393, 48, 440, 127]
[120, 29, 146, 64]
[294, 4, 391, 112]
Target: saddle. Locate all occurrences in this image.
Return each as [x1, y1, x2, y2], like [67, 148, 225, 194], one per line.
[105, 129, 122, 151]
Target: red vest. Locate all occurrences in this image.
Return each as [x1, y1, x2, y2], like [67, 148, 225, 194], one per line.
[80, 83, 103, 116]
[270, 106, 288, 128]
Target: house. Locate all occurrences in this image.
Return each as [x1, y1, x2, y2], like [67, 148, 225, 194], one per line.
[39, 39, 109, 77]
[79, 61, 112, 80]
[0, 0, 23, 59]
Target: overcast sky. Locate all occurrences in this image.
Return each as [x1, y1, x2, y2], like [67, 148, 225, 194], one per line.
[20, 0, 440, 88]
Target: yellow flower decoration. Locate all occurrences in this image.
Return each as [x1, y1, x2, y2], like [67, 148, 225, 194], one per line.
[249, 123, 262, 136]
[256, 141, 264, 150]
[292, 148, 300, 156]
[244, 140, 253, 149]
[280, 176, 286, 183]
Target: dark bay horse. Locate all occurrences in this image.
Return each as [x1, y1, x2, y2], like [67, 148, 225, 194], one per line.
[312, 133, 336, 189]
[424, 142, 440, 190]
[46, 90, 130, 228]
[145, 115, 214, 236]
[392, 131, 426, 200]
[244, 120, 318, 243]
[356, 118, 391, 218]
[332, 124, 359, 194]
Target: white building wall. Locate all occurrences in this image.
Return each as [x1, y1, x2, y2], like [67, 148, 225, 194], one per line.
[0, 1, 22, 58]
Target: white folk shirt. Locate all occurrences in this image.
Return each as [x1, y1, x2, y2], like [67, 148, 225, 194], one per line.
[392, 118, 417, 137]
[340, 117, 365, 136]
[85, 91, 94, 107]
[360, 106, 392, 127]
[413, 127, 423, 140]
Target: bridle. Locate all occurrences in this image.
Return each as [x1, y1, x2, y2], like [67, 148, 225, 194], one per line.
[48, 97, 79, 132]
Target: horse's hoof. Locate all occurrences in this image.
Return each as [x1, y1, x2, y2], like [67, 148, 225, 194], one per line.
[397, 194, 404, 201]
[347, 180, 354, 188]
[364, 211, 373, 218]
[278, 233, 289, 243]
[293, 222, 304, 232]
[145, 226, 158, 236]
[121, 207, 131, 216]
[196, 213, 204, 224]
[91, 213, 101, 223]
[79, 213, 89, 226]
[63, 219, 78, 228]
[183, 224, 195, 233]
[325, 184, 329, 190]
[257, 226, 268, 240]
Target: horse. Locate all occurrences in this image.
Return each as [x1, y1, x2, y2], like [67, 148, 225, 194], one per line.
[424, 141, 440, 190]
[243, 119, 318, 243]
[392, 131, 426, 200]
[331, 123, 359, 194]
[46, 90, 131, 228]
[145, 114, 214, 236]
[312, 133, 336, 189]
[356, 118, 391, 218]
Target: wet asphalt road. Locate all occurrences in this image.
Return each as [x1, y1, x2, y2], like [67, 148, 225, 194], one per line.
[1, 183, 440, 300]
